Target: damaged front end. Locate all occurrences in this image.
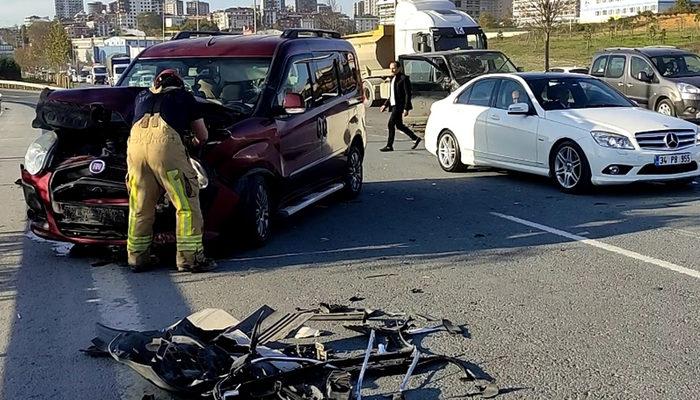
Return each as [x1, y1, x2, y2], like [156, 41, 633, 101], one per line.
[21, 87, 238, 246]
[83, 304, 501, 399]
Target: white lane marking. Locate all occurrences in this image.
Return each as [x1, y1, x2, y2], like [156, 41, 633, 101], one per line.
[492, 212, 700, 280]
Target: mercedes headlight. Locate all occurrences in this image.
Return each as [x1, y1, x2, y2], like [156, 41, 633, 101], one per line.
[591, 131, 634, 150]
[696, 127, 700, 144]
[678, 82, 700, 99]
[24, 131, 58, 175]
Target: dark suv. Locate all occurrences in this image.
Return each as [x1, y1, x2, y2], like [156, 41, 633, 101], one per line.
[21, 29, 366, 248]
[591, 47, 700, 121]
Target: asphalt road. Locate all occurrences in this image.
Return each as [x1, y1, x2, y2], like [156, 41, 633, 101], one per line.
[1, 90, 700, 399]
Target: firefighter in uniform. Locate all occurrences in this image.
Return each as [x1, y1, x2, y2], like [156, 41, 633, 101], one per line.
[126, 69, 215, 272]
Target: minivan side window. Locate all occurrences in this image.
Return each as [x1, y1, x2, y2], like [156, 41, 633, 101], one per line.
[630, 56, 654, 81]
[313, 55, 340, 105]
[466, 79, 497, 106]
[590, 56, 608, 77]
[339, 52, 360, 95]
[277, 59, 314, 111]
[605, 56, 626, 79]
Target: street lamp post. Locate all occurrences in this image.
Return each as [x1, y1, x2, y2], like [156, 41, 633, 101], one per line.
[196, 0, 200, 31]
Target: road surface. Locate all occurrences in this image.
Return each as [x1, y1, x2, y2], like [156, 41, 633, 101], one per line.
[1, 89, 699, 399]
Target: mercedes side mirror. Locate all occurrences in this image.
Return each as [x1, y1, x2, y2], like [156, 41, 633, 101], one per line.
[283, 93, 305, 115]
[508, 103, 530, 115]
[637, 71, 653, 83]
[516, 67, 525, 72]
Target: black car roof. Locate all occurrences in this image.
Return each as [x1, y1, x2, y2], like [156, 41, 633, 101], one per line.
[400, 49, 506, 58]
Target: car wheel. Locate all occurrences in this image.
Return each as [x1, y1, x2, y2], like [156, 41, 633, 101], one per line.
[240, 175, 272, 247]
[551, 141, 592, 194]
[437, 131, 466, 172]
[343, 144, 363, 198]
[363, 81, 375, 107]
[656, 99, 676, 117]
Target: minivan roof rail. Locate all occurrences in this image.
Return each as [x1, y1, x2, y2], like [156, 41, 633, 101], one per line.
[603, 47, 637, 52]
[172, 31, 241, 40]
[642, 45, 678, 49]
[281, 29, 341, 39]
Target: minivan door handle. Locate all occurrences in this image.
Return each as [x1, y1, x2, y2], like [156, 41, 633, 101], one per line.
[617, 82, 624, 87]
[626, 83, 634, 87]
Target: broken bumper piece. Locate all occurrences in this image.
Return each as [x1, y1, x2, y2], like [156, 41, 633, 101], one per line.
[82, 304, 501, 399]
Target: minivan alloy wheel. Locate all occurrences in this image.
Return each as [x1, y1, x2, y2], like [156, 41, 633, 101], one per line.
[348, 150, 362, 193]
[255, 185, 270, 239]
[438, 134, 457, 169]
[554, 146, 582, 189]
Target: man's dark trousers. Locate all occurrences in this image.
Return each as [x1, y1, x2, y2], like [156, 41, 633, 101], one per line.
[387, 106, 418, 147]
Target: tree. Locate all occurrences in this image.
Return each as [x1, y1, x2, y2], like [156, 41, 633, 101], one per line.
[46, 21, 71, 70]
[315, 0, 352, 35]
[0, 57, 21, 80]
[673, 0, 694, 14]
[525, 0, 577, 71]
[479, 12, 498, 29]
[137, 12, 163, 36]
[179, 18, 219, 32]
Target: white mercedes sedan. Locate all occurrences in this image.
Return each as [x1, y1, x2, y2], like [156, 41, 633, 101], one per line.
[425, 73, 700, 193]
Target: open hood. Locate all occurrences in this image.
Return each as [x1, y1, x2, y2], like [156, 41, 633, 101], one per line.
[32, 87, 144, 132]
[33, 86, 242, 133]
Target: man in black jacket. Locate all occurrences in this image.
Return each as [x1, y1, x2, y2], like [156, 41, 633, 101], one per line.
[379, 61, 421, 152]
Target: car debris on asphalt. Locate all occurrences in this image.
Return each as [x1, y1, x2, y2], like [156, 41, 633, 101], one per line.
[82, 303, 500, 399]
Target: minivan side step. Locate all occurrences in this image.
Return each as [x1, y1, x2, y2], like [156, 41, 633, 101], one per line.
[278, 183, 345, 217]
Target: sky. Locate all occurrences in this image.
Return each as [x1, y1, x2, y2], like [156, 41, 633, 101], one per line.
[0, 0, 356, 28]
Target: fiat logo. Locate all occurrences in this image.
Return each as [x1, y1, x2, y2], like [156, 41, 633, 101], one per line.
[89, 159, 106, 174]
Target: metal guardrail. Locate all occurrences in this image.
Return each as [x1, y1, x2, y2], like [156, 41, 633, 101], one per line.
[0, 80, 63, 91]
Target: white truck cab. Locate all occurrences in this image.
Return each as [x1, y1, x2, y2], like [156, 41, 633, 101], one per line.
[394, 0, 487, 57]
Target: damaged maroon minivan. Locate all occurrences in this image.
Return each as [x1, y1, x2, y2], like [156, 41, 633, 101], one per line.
[21, 29, 366, 247]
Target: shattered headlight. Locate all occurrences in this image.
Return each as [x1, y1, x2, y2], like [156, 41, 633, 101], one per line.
[591, 131, 634, 150]
[190, 158, 208, 189]
[24, 131, 58, 175]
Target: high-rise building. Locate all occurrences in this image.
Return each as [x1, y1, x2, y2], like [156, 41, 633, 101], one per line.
[116, 0, 165, 29]
[55, 0, 85, 20]
[261, 0, 284, 27]
[296, 0, 318, 13]
[87, 2, 108, 15]
[355, 15, 379, 32]
[165, 0, 184, 15]
[579, 0, 683, 23]
[451, 0, 482, 19]
[512, 0, 578, 25]
[353, 0, 365, 17]
[108, 1, 119, 13]
[375, 0, 395, 24]
[186, 1, 210, 16]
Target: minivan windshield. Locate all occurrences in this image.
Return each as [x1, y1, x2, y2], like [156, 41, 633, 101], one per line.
[120, 57, 272, 111]
[650, 54, 700, 78]
[526, 77, 634, 111]
[447, 52, 517, 82]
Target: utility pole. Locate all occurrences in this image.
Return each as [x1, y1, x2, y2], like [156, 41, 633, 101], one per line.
[253, 0, 257, 33]
[162, 1, 166, 41]
[196, 0, 200, 31]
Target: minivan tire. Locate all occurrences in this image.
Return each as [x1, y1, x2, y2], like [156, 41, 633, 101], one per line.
[343, 144, 364, 198]
[239, 175, 272, 247]
[656, 98, 676, 117]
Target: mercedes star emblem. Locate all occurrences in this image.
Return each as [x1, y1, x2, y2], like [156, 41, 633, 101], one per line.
[665, 133, 680, 149]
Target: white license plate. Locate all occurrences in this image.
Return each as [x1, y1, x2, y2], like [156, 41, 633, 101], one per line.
[654, 153, 692, 166]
